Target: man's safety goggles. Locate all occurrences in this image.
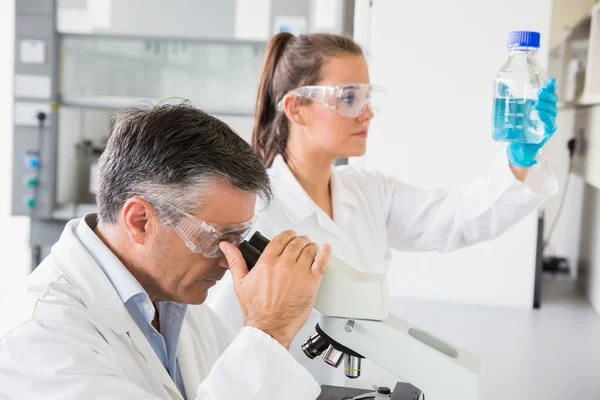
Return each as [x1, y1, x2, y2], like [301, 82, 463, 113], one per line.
[160, 202, 256, 259]
[277, 83, 388, 118]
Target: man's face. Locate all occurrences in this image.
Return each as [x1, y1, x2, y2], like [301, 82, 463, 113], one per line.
[141, 181, 256, 304]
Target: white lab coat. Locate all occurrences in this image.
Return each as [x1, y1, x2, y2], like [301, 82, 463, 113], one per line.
[0, 218, 320, 400]
[208, 152, 558, 387]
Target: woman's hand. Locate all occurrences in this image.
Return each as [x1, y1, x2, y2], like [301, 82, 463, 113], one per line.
[507, 78, 558, 174]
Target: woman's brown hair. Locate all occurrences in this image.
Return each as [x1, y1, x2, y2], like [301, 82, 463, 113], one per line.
[252, 33, 363, 167]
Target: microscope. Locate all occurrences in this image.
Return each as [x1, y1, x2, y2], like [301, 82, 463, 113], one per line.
[239, 232, 483, 400]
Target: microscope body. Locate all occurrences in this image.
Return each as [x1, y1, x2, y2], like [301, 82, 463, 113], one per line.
[318, 315, 482, 400]
[240, 233, 483, 400]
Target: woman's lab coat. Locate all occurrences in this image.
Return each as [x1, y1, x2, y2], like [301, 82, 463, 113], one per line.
[0, 218, 320, 400]
[208, 152, 558, 386]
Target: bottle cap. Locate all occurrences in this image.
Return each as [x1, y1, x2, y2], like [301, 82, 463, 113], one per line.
[508, 31, 540, 48]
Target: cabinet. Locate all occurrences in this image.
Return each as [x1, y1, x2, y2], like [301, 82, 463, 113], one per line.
[550, 2, 600, 190]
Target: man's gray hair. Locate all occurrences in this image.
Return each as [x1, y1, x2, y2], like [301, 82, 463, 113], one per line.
[96, 102, 272, 224]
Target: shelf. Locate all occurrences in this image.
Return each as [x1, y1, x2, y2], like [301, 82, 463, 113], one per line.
[559, 94, 600, 109]
[583, 2, 600, 100]
[551, 6, 594, 51]
[551, 1, 600, 192]
[59, 95, 254, 117]
[579, 93, 600, 106]
[60, 32, 269, 48]
[550, 2, 600, 108]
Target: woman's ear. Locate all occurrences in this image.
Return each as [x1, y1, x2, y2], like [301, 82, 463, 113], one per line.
[282, 96, 305, 126]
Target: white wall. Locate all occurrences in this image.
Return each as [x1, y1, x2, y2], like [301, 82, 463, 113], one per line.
[356, 0, 553, 308]
[0, 0, 31, 299]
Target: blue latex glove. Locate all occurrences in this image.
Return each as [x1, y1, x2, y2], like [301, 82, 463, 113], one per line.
[507, 78, 558, 168]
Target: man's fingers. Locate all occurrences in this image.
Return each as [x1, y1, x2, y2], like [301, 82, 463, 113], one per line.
[281, 236, 312, 262]
[219, 242, 248, 286]
[311, 244, 332, 278]
[261, 230, 297, 259]
[297, 242, 319, 264]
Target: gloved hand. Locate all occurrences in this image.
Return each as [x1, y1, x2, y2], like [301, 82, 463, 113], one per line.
[507, 78, 558, 168]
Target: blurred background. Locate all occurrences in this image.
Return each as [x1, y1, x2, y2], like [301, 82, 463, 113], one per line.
[1, 0, 600, 398]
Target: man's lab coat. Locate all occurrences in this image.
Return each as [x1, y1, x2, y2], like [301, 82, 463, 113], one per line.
[0, 218, 319, 400]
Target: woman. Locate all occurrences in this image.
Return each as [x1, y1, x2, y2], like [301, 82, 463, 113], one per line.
[209, 32, 558, 386]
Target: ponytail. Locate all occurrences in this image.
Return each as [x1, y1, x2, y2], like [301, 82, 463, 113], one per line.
[252, 33, 363, 168]
[252, 32, 294, 168]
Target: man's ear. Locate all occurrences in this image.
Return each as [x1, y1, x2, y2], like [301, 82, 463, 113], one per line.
[282, 95, 306, 126]
[121, 197, 156, 246]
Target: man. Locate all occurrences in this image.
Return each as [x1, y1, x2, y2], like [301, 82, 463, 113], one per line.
[0, 103, 332, 399]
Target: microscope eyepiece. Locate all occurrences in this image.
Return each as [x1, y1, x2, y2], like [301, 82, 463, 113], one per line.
[238, 241, 261, 270]
[238, 232, 271, 270]
[248, 231, 269, 252]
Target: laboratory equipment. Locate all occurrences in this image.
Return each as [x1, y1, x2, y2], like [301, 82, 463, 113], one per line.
[493, 31, 546, 144]
[239, 232, 483, 400]
[317, 383, 424, 400]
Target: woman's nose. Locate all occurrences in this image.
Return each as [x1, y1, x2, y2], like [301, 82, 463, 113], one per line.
[357, 104, 375, 122]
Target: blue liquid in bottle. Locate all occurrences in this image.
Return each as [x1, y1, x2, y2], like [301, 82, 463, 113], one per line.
[492, 31, 546, 144]
[492, 97, 543, 143]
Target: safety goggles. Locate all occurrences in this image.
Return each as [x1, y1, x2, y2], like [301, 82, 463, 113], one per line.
[278, 83, 388, 118]
[159, 202, 256, 258]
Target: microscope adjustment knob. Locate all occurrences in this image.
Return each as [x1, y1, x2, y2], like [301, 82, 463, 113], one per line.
[377, 387, 391, 395]
[345, 319, 355, 332]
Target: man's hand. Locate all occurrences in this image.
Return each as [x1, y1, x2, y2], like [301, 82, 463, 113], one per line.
[220, 231, 332, 349]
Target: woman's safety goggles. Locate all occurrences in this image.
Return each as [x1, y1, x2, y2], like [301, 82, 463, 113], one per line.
[160, 203, 256, 259]
[278, 83, 388, 118]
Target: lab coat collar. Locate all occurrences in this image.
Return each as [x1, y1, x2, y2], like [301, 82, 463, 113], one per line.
[75, 214, 149, 309]
[51, 217, 133, 336]
[52, 217, 185, 400]
[269, 154, 315, 223]
[269, 154, 358, 227]
[330, 163, 359, 225]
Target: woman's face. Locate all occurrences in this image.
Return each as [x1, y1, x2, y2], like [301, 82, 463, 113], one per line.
[293, 54, 374, 158]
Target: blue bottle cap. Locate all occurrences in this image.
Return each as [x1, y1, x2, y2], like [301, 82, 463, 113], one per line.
[507, 31, 540, 48]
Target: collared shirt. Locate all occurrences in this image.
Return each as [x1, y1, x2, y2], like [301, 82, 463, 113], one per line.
[75, 214, 187, 398]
